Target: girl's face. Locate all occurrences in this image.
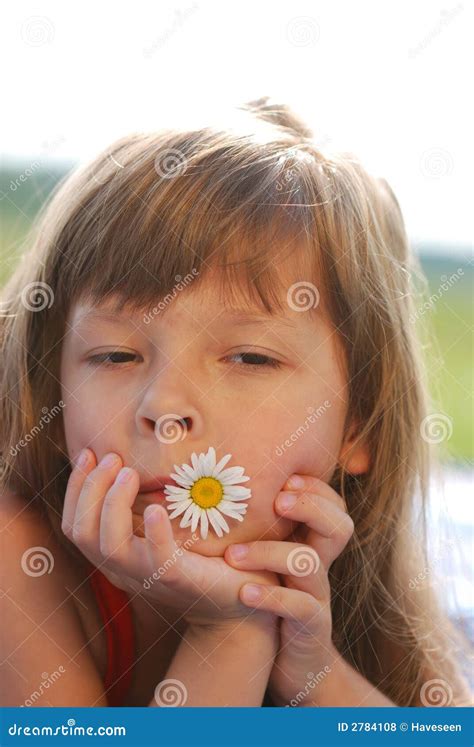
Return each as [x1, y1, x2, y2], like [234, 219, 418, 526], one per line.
[60, 266, 357, 558]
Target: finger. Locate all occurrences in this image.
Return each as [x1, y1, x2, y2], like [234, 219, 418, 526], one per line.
[143, 504, 210, 592]
[71, 453, 123, 554]
[239, 582, 325, 635]
[275, 491, 354, 564]
[225, 540, 328, 600]
[99, 466, 149, 575]
[61, 448, 97, 538]
[282, 474, 347, 513]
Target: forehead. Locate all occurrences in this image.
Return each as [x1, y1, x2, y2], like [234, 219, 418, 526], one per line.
[67, 248, 324, 331]
[68, 297, 301, 332]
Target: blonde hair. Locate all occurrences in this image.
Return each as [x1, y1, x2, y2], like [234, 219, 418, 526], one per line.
[1, 96, 472, 706]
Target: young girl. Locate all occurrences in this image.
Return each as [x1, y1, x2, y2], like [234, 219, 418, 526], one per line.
[1, 97, 471, 708]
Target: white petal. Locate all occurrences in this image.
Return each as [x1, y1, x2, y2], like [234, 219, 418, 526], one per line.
[219, 469, 250, 484]
[204, 447, 216, 474]
[200, 510, 209, 540]
[179, 502, 196, 527]
[167, 499, 192, 519]
[210, 507, 230, 534]
[206, 508, 224, 538]
[218, 505, 246, 522]
[190, 452, 205, 478]
[181, 463, 198, 480]
[171, 468, 193, 486]
[212, 453, 232, 476]
[197, 452, 207, 478]
[219, 500, 248, 512]
[164, 485, 190, 496]
[223, 485, 251, 498]
[167, 500, 192, 511]
[220, 491, 250, 502]
[165, 492, 190, 502]
[191, 505, 201, 533]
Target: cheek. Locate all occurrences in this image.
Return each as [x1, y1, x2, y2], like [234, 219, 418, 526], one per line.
[238, 406, 344, 479]
[61, 386, 129, 461]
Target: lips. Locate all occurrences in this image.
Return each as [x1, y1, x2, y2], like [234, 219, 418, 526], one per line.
[139, 475, 179, 493]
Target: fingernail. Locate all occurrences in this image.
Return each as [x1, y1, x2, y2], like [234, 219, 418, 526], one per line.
[243, 584, 262, 602]
[76, 449, 89, 469]
[144, 505, 161, 523]
[286, 475, 305, 489]
[117, 467, 133, 484]
[100, 453, 119, 469]
[229, 544, 249, 560]
[278, 491, 298, 510]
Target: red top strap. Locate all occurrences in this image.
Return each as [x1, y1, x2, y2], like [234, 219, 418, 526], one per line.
[86, 562, 135, 706]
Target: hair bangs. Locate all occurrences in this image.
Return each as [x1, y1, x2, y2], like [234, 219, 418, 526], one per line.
[56, 140, 322, 322]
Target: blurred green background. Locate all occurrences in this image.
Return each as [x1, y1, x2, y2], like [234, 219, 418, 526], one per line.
[1, 162, 472, 464]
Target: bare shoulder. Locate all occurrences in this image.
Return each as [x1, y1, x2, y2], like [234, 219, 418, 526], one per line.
[0, 489, 107, 706]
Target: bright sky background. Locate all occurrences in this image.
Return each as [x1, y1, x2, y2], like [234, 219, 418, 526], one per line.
[2, 0, 472, 247]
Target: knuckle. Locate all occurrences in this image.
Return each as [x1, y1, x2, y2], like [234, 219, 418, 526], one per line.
[301, 593, 320, 622]
[261, 542, 274, 565]
[305, 491, 322, 509]
[267, 584, 284, 606]
[100, 536, 125, 563]
[103, 490, 121, 510]
[157, 564, 180, 587]
[99, 534, 111, 558]
[83, 472, 98, 491]
[339, 513, 355, 540]
[71, 524, 84, 545]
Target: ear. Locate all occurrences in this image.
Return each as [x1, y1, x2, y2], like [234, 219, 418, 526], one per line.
[338, 421, 370, 475]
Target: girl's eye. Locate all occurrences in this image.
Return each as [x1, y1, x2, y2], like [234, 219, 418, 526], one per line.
[227, 352, 282, 370]
[88, 351, 139, 367]
[87, 351, 282, 371]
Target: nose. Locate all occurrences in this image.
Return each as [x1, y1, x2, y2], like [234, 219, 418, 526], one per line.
[135, 367, 204, 444]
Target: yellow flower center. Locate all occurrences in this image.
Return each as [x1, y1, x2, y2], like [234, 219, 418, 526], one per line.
[190, 477, 223, 509]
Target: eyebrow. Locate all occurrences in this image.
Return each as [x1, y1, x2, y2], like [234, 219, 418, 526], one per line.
[73, 307, 298, 330]
[74, 310, 136, 326]
[215, 310, 297, 330]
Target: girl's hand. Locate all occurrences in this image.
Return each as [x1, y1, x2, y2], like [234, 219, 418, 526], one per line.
[224, 474, 354, 706]
[61, 449, 279, 627]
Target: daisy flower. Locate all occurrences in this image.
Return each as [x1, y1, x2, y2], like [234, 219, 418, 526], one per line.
[164, 446, 252, 540]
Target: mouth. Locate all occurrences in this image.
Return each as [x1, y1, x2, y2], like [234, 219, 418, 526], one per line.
[137, 475, 179, 501]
